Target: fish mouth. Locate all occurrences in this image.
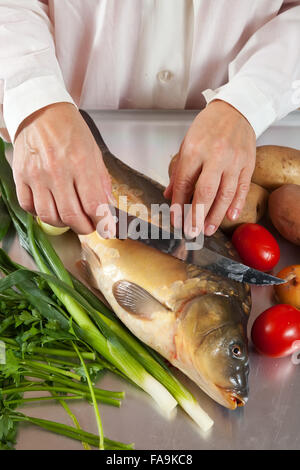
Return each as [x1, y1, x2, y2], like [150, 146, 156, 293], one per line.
[230, 391, 247, 408]
[216, 386, 248, 409]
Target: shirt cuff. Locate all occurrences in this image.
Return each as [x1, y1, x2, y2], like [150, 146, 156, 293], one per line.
[202, 76, 277, 138]
[3, 75, 76, 143]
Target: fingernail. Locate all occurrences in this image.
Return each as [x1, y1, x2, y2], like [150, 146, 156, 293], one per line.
[228, 208, 240, 221]
[187, 226, 201, 238]
[205, 224, 216, 236]
[184, 220, 202, 239]
[184, 207, 204, 238]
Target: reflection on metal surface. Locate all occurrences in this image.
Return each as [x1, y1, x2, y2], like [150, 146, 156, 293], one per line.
[291, 341, 300, 365]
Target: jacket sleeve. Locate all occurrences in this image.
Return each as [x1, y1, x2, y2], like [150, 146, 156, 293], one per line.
[0, 0, 75, 142]
[202, 0, 300, 137]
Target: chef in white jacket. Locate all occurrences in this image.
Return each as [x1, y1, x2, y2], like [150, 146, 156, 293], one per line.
[0, 0, 300, 236]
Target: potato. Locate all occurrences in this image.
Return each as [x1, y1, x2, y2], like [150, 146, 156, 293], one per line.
[274, 265, 300, 309]
[252, 146, 300, 190]
[220, 182, 269, 232]
[268, 184, 300, 245]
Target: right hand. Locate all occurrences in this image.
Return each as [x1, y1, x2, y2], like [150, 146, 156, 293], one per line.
[13, 102, 114, 235]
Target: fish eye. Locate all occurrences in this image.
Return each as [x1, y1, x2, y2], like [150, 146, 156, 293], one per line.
[231, 344, 242, 357]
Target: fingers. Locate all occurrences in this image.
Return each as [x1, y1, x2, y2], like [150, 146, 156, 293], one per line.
[164, 152, 179, 200]
[226, 168, 252, 221]
[168, 152, 203, 227]
[12, 102, 115, 236]
[164, 100, 256, 236]
[185, 167, 221, 237]
[175, 163, 252, 237]
[99, 159, 112, 197]
[52, 182, 94, 234]
[73, 145, 115, 236]
[17, 177, 111, 235]
[163, 170, 175, 200]
[31, 185, 64, 227]
[15, 180, 35, 214]
[15, 168, 113, 236]
[75, 171, 115, 238]
[164, 162, 178, 202]
[203, 172, 240, 235]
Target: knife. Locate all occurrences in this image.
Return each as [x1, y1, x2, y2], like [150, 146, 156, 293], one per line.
[108, 206, 284, 286]
[80, 109, 285, 286]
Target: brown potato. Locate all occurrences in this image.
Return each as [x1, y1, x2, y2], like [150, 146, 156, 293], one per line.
[274, 265, 300, 309]
[268, 184, 300, 245]
[220, 182, 269, 232]
[252, 146, 300, 190]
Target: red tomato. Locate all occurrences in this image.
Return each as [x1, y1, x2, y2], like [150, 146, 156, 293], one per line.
[232, 223, 280, 271]
[251, 304, 300, 357]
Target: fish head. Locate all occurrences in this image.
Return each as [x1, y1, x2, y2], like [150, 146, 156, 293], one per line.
[176, 293, 249, 409]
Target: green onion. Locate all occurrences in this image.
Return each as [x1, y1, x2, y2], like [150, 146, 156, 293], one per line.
[0, 196, 11, 241]
[53, 396, 92, 450]
[9, 412, 134, 450]
[72, 341, 104, 450]
[26, 214, 177, 415]
[4, 396, 84, 406]
[27, 265, 214, 430]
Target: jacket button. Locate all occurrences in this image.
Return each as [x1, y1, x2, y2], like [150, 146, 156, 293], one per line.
[157, 70, 174, 83]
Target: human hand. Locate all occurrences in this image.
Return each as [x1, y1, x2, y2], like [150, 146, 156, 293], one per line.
[13, 102, 114, 235]
[164, 100, 256, 237]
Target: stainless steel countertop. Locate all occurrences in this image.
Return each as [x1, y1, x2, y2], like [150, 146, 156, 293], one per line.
[4, 110, 300, 450]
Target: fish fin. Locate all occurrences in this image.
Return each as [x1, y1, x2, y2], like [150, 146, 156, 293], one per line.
[112, 280, 169, 319]
[76, 259, 112, 308]
[76, 259, 100, 290]
[80, 243, 102, 290]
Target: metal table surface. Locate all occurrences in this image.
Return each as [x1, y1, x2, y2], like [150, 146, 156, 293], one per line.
[3, 110, 300, 450]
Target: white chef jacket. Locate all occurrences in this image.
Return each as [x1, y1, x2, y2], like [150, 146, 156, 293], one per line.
[1, 0, 300, 143]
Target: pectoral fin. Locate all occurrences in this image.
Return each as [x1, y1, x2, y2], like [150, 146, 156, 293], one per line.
[80, 243, 102, 289]
[113, 280, 169, 319]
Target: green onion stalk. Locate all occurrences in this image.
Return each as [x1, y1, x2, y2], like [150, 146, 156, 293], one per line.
[8, 411, 134, 450]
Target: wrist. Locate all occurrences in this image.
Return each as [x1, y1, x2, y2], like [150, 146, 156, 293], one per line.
[15, 102, 77, 140]
[207, 99, 255, 136]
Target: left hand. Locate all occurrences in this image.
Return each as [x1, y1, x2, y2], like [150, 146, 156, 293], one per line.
[164, 100, 256, 237]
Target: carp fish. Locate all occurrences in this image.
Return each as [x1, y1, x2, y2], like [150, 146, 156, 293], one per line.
[79, 110, 251, 410]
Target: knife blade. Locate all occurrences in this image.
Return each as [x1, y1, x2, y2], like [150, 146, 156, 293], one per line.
[79, 109, 285, 286]
[107, 206, 285, 286]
